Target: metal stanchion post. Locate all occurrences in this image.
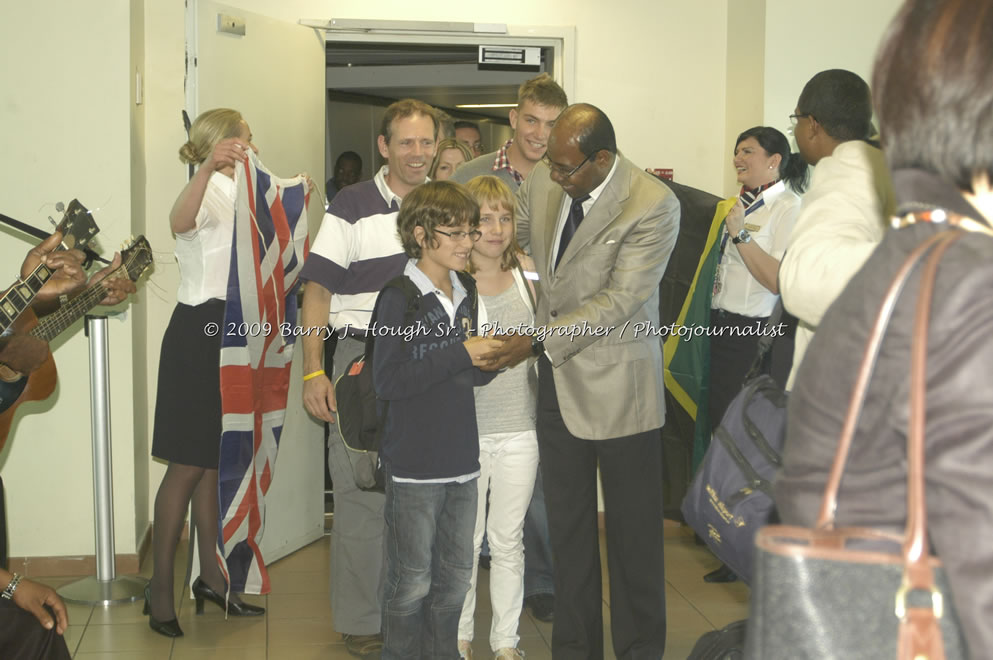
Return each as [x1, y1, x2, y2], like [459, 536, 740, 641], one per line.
[59, 315, 146, 605]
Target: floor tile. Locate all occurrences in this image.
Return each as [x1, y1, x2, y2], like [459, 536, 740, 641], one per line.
[75, 651, 171, 660]
[61, 624, 83, 656]
[168, 616, 267, 649]
[74, 621, 174, 654]
[169, 644, 268, 659]
[267, 616, 342, 647]
[48, 517, 755, 659]
[267, 643, 354, 660]
[267, 592, 333, 622]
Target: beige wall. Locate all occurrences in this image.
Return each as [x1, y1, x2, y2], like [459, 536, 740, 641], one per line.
[2, 0, 906, 561]
[0, 0, 140, 557]
[763, 0, 903, 133]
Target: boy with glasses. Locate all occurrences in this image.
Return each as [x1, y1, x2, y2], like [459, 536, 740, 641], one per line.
[372, 180, 501, 659]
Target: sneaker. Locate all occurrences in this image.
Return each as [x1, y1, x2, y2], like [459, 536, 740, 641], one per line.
[458, 639, 473, 659]
[494, 648, 525, 660]
[343, 633, 384, 659]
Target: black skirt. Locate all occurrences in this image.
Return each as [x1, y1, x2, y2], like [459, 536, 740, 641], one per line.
[151, 300, 225, 468]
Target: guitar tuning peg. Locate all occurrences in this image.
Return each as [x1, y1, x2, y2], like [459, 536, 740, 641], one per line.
[55, 202, 65, 213]
[48, 216, 56, 227]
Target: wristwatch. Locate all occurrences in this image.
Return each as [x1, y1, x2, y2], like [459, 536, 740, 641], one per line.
[732, 229, 752, 245]
[531, 336, 544, 356]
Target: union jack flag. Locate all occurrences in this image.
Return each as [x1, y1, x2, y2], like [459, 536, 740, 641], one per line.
[217, 152, 309, 595]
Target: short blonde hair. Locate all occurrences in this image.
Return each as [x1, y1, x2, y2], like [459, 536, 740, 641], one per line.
[179, 108, 243, 165]
[465, 175, 522, 273]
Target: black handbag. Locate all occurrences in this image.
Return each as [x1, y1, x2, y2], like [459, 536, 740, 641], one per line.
[745, 230, 968, 659]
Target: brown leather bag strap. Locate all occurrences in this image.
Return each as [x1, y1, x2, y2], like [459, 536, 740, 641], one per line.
[896, 231, 963, 660]
[815, 231, 957, 528]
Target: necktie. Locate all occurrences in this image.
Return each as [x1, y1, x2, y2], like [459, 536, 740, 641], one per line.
[556, 194, 590, 269]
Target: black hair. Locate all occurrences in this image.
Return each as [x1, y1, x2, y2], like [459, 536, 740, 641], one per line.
[453, 121, 479, 133]
[736, 126, 809, 194]
[797, 70, 873, 142]
[572, 103, 617, 157]
[873, 0, 993, 191]
[335, 151, 362, 167]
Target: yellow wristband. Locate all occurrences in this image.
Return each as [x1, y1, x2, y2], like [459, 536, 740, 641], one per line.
[303, 369, 325, 382]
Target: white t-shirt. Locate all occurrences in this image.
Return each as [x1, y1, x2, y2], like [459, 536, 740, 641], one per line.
[174, 171, 235, 305]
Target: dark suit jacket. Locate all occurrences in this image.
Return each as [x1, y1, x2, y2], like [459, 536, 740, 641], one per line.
[516, 154, 680, 440]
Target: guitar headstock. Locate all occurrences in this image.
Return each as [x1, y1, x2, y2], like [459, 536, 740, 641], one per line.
[55, 199, 99, 251]
[120, 236, 153, 282]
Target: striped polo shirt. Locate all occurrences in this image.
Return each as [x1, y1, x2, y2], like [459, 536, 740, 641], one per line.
[299, 165, 408, 332]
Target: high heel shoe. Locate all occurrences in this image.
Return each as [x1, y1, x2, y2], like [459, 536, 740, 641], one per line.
[192, 577, 265, 616]
[143, 583, 184, 637]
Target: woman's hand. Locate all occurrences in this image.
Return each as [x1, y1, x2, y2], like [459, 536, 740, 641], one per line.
[726, 199, 746, 235]
[206, 137, 251, 173]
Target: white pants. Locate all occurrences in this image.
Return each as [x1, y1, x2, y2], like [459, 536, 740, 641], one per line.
[458, 429, 539, 651]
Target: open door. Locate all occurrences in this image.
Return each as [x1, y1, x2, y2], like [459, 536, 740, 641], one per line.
[191, 0, 327, 566]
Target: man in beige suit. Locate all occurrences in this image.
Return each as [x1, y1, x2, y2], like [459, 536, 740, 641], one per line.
[484, 103, 679, 659]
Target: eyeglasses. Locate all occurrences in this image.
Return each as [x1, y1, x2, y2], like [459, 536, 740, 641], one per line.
[789, 113, 812, 128]
[434, 228, 482, 242]
[543, 149, 600, 178]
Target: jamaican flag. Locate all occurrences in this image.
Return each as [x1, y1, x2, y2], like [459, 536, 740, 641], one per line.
[664, 197, 737, 471]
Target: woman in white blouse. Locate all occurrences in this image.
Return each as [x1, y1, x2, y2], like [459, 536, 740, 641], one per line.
[709, 126, 807, 425]
[145, 109, 264, 637]
[703, 127, 806, 583]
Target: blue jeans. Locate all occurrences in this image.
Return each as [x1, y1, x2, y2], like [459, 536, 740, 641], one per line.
[523, 467, 555, 598]
[382, 475, 477, 660]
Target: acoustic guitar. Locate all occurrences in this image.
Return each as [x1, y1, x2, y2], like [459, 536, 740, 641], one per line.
[0, 236, 153, 448]
[0, 200, 100, 334]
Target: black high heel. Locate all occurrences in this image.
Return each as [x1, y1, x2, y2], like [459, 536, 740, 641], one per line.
[192, 577, 265, 616]
[143, 583, 184, 637]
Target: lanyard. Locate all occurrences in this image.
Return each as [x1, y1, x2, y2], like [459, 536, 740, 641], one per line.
[718, 197, 766, 261]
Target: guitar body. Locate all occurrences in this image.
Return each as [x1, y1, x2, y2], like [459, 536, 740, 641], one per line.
[0, 235, 152, 450]
[0, 310, 57, 451]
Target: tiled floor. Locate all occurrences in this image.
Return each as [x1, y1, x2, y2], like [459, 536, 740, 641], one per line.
[40, 523, 748, 659]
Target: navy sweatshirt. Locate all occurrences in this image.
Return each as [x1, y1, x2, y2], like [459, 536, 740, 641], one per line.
[372, 275, 494, 480]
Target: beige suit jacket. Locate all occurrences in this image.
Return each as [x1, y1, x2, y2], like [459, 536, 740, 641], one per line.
[516, 155, 680, 440]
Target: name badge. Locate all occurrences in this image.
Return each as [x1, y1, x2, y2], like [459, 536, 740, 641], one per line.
[523, 270, 540, 281]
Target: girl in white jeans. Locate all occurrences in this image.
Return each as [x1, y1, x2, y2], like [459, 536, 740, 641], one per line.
[458, 176, 539, 660]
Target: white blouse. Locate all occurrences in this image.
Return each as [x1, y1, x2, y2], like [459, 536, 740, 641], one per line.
[174, 171, 235, 305]
[712, 180, 801, 318]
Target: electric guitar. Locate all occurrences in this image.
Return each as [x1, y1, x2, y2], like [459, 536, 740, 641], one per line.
[0, 200, 100, 334]
[0, 236, 153, 447]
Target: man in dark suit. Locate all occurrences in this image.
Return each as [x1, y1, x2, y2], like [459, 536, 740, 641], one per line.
[483, 103, 679, 659]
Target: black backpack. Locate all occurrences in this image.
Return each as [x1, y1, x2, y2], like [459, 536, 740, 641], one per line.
[334, 272, 477, 492]
[687, 620, 747, 660]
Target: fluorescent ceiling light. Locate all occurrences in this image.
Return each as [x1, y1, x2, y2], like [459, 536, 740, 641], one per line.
[456, 103, 517, 109]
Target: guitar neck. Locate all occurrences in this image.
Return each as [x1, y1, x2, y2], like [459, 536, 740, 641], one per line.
[0, 263, 55, 334]
[29, 268, 122, 342]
